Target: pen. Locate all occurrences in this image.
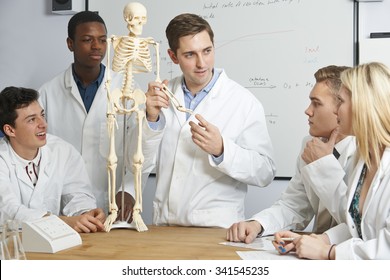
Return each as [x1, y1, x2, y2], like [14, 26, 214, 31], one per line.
[269, 237, 295, 242]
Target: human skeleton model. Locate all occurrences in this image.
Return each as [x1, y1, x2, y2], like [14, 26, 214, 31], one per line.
[104, 2, 192, 232]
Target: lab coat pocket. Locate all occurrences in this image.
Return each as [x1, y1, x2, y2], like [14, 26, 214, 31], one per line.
[191, 207, 240, 228]
[99, 118, 125, 159]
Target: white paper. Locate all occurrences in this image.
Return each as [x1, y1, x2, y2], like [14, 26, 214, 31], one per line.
[237, 250, 300, 260]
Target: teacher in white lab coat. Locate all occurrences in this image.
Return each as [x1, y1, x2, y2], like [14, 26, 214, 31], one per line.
[38, 12, 125, 214]
[122, 13, 276, 228]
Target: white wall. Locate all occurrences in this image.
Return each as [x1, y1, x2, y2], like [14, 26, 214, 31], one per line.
[359, 1, 390, 39]
[0, 0, 72, 90]
[4, 0, 388, 91]
[1, 0, 390, 225]
[357, 1, 390, 67]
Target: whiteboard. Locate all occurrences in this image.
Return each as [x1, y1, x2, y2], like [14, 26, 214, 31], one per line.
[91, 0, 355, 177]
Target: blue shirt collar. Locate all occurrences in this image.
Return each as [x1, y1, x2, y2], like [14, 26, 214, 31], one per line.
[181, 68, 221, 96]
[72, 64, 105, 112]
[72, 64, 105, 89]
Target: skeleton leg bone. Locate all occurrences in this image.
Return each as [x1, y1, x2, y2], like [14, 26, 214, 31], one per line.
[104, 113, 119, 232]
[130, 89, 148, 232]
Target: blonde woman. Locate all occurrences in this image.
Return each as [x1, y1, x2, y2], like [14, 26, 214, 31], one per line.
[273, 62, 390, 260]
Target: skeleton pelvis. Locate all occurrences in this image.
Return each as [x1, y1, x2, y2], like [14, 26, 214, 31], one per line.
[111, 88, 124, 103]
[111, 88, 146, 111]
[132, 88, 146, 104]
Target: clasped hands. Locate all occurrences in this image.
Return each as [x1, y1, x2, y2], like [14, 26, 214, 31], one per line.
[272, 231, 333, 260]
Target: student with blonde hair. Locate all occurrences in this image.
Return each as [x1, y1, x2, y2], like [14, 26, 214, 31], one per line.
[274, 62, 390, 260]
[227, 65, 355, 243]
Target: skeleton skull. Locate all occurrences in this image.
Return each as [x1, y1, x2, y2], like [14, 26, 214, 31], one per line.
[123, 2, 147, 36]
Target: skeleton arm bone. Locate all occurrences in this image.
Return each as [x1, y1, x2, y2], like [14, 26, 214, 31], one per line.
[161, 85, 194, 115]
[148, 39, 161, 83]
[103, 36, 120, 232]
[145, 39, 192, 115]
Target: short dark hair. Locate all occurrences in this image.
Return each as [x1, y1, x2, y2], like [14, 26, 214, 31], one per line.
[68, 11, 106, 40]
[0, 87, 39, 137]
[165, 13, 214, 54]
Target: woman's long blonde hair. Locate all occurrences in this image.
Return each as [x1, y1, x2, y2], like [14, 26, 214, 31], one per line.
[341, 62, 390, 169]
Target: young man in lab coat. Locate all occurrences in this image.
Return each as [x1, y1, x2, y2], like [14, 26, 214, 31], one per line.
[0, 87, 105, 233]
[273, 62, 390, 260]
[121, 13, 276, 228]
[226, 65, 356, 243]
[38, 12, 125, 214]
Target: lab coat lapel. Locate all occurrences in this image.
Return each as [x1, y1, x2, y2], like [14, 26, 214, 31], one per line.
[15, 165, 34, 189]
[87, 82, 105, 116]
[336, 137, 357, 183]
[362, 148, 390, 218]
[65, 67, 88, 114]
[87, 69, 116, 116]
[8, 150, 34, 189]
[376, 148, 390, 182]
[24, 147, 51, 208]
[34, 147, 50, 191]
[188, 72, 222, 120]
[337, 137, 355, 168]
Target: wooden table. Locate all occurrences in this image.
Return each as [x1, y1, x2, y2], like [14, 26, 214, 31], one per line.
[26, 226, 249, 260]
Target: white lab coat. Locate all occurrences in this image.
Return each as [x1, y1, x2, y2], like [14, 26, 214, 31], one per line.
[128, 69, 276, 228]
[307, 144, 390, 259]
[303, 146, 390, 259]
[301, 144, 359, 225]
[0, 134, 97, 224]
[251, 136, 356, 235]
[38, 65, 125, 213]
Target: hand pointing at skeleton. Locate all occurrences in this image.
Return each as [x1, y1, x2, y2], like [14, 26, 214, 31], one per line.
[189, 114, 224, 157]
